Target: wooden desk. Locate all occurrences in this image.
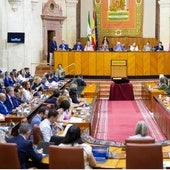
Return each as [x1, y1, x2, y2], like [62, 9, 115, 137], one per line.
[60, 97, 98, 136]
[81, 83, 99, 98]
[54, 51, 170, 76]
[153, 95, 170, 139]
[142, 82, 166, 112]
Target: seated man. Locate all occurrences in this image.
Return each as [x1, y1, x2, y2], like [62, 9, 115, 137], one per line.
[73, 41, 84, 51]
[39, 109, 64, 145]
[45, 88, 61, 106]
[59, 40, 69, 51]
[0, 93, 10, 115]
[4, 86, 20, 114]
[154, 41, 164, 51]
[7, 123, 43, 169]
[113, 42, 125, 51]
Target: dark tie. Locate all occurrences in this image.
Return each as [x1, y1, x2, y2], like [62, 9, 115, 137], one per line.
[10, 97, 14, 108]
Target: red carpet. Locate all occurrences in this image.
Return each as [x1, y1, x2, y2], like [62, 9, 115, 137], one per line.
[94, 100, 166, 142]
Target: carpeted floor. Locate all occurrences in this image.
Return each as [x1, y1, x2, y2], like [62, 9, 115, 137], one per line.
[94, 99, 166, 142]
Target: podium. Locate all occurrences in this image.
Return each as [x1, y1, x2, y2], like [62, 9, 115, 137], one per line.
[111, 60, 127, 78]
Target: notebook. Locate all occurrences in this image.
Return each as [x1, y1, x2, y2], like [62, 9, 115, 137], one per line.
[92, 145, 109, 162]
[37, 141, 55, 154]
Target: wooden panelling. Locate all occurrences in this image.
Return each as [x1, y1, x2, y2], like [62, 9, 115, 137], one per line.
[54, 51, 170, 77]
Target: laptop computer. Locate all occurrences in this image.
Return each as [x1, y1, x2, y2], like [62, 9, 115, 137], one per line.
[92, 145, 109, 162]
[37, 141, 55, 154]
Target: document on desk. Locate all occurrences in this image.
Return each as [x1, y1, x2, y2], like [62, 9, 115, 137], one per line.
[69, 117, 83, 123]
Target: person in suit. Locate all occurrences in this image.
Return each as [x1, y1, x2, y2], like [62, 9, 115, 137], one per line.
[113, 42, 125, 51]
[7, 123, 43, 169]
[3, 71, 14, 87]
[59, 40, 69, 51]
[59, 125, 96, 169]
[49, 35, 57, 66]
[4, 86, 20, 114]
[154, 41, 164, 51]
[73, 41, 84, 51]
[45, 88, 61, 106]
[0, 93, 10, 115]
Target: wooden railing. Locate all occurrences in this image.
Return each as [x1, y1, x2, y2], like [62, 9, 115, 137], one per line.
[63, 63, 76, 77]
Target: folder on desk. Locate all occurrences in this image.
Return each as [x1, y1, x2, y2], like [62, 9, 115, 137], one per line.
[37, 141, 55, 154]
[92, 145, 109, 162]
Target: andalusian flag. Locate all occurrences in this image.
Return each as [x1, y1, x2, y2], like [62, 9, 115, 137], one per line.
[87, 11, 92, 43]
[91, 11, 96, 50]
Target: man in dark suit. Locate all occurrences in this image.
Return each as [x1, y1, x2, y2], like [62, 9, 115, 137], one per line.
[0, 93, 9, 115]
[49, 35, 57, 66]
[4, 86, 20, 114]
[154, 41, 164, 51]
[7, 123, 43, 169]
[73, 41, 84, 51]
[59, 40, 69, 51]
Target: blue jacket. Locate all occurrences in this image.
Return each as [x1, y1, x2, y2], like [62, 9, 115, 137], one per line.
[0, 101, 9, 115]
[4, 77, 14, 87]
[4, 95, 19, 114]
[8, 135, 43, 169]
[73, 44, 84, 51]
[59, 44, 69, 51]
[49, 40, 57, 53]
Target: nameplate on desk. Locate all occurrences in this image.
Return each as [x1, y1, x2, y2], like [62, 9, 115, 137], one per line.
[111, 60, 127, 66]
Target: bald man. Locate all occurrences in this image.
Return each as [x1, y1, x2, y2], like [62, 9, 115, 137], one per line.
[0, 93, 9, 115]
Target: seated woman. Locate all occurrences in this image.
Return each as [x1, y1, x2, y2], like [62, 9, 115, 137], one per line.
[101, 36, 109, 51]
[143, 41, 152, 51]
[128, 120, 153, 139]
[157, 74, 169, 90]
[69, 83, 85, 106]
[55, 64, 65, 81]
[59, 124, 96, 169]
[113, 42, 125, 51]
[84, 41, 94, 51]
[129, 42, 139, 51]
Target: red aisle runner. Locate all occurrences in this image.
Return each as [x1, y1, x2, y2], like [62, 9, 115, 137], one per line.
[94, 100, 166, 142]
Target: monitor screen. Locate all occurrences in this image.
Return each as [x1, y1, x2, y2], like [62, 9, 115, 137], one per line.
[7, 32, 25, 43]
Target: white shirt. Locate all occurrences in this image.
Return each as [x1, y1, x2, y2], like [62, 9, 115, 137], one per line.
[39, 119, 54, 142]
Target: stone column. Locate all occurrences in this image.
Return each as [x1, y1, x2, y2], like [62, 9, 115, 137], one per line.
[65, 0, 79, 48]
[158, 0, 170, 50]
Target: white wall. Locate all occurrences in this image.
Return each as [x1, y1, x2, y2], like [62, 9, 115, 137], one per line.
[143, 0, 156, 38]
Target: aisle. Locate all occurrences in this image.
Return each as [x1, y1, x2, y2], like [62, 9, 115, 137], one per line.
[94, 99, 166, 142]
